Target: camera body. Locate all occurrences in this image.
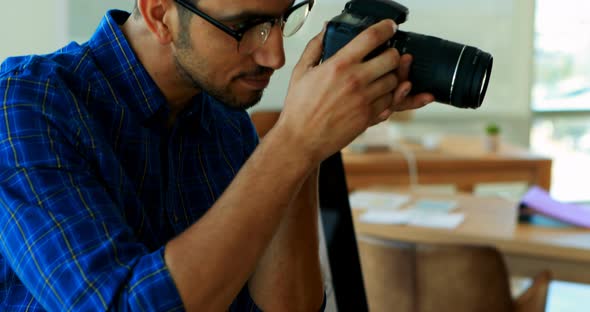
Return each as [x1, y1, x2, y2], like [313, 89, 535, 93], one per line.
[322, 0, 493, 109]
[323, 0, 408, 61]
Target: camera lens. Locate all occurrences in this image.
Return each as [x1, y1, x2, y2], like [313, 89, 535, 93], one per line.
[391, 31, 493, 109]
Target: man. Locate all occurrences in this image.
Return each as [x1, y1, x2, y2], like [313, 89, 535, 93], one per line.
[0, 0, 433, 310]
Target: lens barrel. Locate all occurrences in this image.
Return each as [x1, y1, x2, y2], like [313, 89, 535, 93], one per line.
[322, 0, 494, 109]
[391, 31, 493, 109]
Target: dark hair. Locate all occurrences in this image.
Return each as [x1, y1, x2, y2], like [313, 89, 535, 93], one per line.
[176, 1, 194, 27]
[175, 0, 194, 47]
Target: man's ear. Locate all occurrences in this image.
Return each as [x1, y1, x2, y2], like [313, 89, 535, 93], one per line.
[137, 0, 176, 44]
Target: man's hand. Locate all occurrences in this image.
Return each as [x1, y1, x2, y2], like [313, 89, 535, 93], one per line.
[374, 53, 434, 124]
[277, 19, 434, 165]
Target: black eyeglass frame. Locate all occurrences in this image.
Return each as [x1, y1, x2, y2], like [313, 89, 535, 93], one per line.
[173, 0, 315, 42]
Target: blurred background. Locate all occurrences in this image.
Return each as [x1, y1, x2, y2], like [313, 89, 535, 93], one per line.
[1, 0, 589, 203]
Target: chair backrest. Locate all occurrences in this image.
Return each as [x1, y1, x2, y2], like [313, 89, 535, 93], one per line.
[358, 236, 517, 312]
[415, 244, 514, 312]
[250, 110, 281, 138]
[357, 235, 416, 312]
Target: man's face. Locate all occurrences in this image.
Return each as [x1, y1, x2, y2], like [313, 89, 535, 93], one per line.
[172, 0, 291, 110]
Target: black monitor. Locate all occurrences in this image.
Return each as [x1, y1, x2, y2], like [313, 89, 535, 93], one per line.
[319, 151, 368, 311]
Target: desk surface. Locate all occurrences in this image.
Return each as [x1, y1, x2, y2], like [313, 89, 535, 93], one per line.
[352, 190, 590, 283]
[343, 135, 553, 192]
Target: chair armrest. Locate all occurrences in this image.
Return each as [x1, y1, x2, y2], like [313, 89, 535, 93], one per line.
[514, 270, 552, 312]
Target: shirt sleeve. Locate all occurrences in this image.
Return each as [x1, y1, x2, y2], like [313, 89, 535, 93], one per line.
[230, 287, 327, 311]
[0, 77, 183, 311]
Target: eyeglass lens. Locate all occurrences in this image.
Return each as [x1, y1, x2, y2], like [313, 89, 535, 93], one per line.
[239, 23, 273, 55]
[237, 3, 311, 55]
[283, 4, 310, 36]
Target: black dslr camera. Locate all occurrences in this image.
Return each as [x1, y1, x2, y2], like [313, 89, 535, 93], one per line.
[322, 0, 493, 109]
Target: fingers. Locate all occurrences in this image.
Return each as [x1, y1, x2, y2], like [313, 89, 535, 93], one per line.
[334, 19, 397, 63]
[369, 80, 435, 126]
[402, 93, 435, 110]
[396, 54, 413, 82]
[364, 74, 415, 125]
[392, 81, 435, 110]
[369, 92, 434, 127]
[359, 52, 435, 125]
[368, 93, 394, 126]
[366, 74, 397, 119]
[360, 48, 401, 83]
[365, 72, 398, 101]
[292, 25, 327, 81]
[390, 55, 435, 110]
[393, 81, 412, 102]
[372, 109, 394, 126]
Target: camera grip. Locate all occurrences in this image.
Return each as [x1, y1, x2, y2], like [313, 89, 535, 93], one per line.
[321, 23, 362, 62]
[322, 22, 391, 63]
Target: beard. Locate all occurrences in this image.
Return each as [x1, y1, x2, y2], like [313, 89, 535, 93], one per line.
[172, 17, 274, 110]
[173, 49, 272, 111]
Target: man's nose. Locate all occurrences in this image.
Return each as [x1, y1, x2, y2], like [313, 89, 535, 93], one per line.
[251, 25, 286, 70]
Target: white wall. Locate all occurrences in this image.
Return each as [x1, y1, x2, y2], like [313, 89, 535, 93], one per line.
[0, 0, 66, 61]
[0, 0, 132, 62]
[66, 0, 133, 43]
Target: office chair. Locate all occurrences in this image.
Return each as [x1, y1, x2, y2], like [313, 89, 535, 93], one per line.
[357, 235, 551, 312]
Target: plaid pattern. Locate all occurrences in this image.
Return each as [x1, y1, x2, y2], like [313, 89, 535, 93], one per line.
[0, 10, 261, 311]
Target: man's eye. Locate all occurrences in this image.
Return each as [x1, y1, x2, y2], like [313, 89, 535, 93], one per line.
[231, 19, 266, 31]
[231, 22, 248, 31]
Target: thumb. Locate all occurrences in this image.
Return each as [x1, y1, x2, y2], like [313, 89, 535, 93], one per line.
[292, 24, 327, 81]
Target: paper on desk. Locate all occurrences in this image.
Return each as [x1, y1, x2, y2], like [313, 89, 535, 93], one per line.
[408, 211, 465, 229]
[410, 199, 457, 213]
[359, 210, 414, 224]
[349, 191, 410, 210]
[359, 208, 465, 229]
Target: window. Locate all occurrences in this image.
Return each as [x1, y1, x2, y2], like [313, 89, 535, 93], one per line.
[530, 0, 590, 202]
[532, 0, 590, 112]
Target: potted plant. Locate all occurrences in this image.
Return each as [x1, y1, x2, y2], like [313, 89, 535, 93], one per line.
[485, 123, 501, 152]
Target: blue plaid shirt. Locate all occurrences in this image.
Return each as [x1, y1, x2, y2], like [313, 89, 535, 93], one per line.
[0, 10, 262, 311]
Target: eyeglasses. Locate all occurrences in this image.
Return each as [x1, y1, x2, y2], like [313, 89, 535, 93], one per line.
[174, 0, 314, 55]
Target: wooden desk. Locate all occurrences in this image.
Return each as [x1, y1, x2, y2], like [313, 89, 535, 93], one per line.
[343, 135, 553, 193]
[353, 190, 590, 284]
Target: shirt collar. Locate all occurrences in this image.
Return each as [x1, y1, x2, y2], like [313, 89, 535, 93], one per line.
[88, 10, 215, 133]
[88, 10, 169, 126]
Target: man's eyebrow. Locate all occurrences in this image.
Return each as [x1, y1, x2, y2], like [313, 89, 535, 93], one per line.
[216, 11, 279, 23]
